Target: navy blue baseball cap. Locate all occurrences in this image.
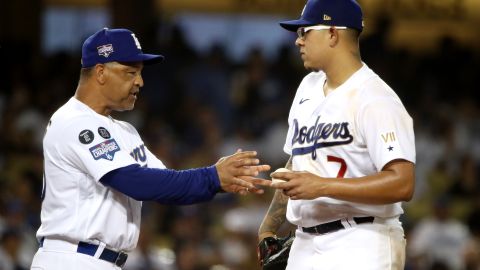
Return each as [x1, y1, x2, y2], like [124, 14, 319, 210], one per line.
[279, 0, 363, 32]
[81, 28, 164, 68]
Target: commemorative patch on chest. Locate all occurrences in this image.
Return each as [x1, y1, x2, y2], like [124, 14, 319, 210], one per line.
[98, 127, 111, 139]
[89, 139, 120, 161]
[79, 129, 94, 144]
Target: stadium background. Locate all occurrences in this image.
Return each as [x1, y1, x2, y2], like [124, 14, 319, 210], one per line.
[0, 0, 479, 269]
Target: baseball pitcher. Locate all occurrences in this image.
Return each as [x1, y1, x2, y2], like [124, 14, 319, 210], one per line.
[258, 0, 416, 269]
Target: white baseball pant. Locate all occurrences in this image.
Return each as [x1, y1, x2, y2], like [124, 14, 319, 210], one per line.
[31, 239, 122, 270]
[286, 217, 406, 270]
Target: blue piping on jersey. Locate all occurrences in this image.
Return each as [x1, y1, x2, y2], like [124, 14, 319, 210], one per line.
[292, 139, 353, 159]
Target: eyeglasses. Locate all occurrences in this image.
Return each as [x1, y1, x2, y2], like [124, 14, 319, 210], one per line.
[296, 25, 347, 39]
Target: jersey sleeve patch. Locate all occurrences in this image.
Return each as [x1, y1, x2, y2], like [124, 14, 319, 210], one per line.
[380, 131, 400, 150]
[380, 131, 396, 144]
[89, 139, 120, 161]
[98, 127, 111, 139]
[79, 129, 95, 144]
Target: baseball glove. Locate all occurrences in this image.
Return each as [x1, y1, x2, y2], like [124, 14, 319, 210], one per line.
[257, 234, 294, 270]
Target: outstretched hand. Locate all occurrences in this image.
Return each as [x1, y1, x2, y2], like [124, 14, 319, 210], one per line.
[215, 150, 271, 195]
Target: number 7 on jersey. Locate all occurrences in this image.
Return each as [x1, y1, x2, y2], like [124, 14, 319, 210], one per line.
[327, 155, 347, 178]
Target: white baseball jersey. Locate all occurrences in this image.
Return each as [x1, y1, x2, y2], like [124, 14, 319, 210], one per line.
[284, 64, 415, 227]
[37, 97, 166, 251]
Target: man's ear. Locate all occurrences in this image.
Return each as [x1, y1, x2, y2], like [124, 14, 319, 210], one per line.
[94, 64, 107, 85]
[328, 28, 340, 47]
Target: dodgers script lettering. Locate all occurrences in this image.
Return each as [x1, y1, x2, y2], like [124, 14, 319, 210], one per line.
[291, 116, 353, 159]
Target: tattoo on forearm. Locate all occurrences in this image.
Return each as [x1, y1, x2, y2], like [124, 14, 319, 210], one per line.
[259, 190, 289, 235]
[259, 157, 292, 235]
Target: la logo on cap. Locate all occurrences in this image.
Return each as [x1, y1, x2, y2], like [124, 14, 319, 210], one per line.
[323, 14, 332, 21]
[131, 34, 142, 50]
[97, 44, 114, 58]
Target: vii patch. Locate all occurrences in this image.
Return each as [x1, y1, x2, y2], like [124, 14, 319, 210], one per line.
[89, 139, 120, 161]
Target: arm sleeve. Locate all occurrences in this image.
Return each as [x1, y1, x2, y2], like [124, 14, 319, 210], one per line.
[99, 164, 221, 205]
[358, 98, 416, 171]
[144, 145, 167, 169]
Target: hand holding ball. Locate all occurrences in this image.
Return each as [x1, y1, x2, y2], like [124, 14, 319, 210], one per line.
[271, 168, 291, 184]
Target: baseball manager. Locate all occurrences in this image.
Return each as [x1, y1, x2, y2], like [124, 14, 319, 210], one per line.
[30, 28, 271, 270]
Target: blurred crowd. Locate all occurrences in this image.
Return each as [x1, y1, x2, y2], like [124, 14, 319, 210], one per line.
[0, 17, 479, 270]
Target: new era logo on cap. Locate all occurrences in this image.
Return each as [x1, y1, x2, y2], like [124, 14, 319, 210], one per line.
[280, 0, 363, 32]
[81, 28, 164, 68]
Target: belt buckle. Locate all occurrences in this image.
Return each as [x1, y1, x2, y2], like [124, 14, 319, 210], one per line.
[115, 251, 128, 267]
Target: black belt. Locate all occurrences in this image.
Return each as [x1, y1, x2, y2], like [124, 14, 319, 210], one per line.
[40, 238, 128, 267]
[302, 216, 375, 234]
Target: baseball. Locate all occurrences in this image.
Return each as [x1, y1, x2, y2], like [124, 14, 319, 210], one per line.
[271, 168, 291, 184]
